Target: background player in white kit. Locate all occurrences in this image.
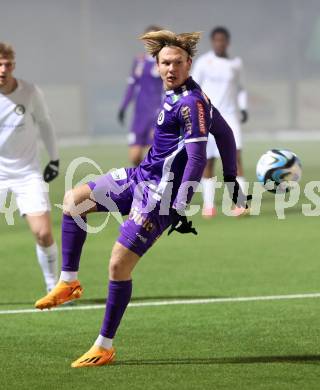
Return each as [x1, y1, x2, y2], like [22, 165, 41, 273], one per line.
[192, 27, 249, 217]
[0, 42, 59, 291]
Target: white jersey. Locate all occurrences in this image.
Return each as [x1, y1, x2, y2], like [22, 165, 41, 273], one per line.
[192, 51, 247, 115]
[0, 79, 58, 180]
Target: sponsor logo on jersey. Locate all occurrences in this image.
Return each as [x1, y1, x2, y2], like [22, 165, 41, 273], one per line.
[197, 102, 206, 134]
[129, 206, 154, 232]
[14, 104, 25, 115]
[181, 105, 192, 134]
[157, 109, 165, 125]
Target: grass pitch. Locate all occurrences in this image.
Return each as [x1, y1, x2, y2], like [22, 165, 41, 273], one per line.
[1, 140, 320, 389]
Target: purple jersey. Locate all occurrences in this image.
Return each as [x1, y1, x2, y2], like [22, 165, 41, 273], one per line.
[120, 54, 163, 145]
[132, 77, 210, 205]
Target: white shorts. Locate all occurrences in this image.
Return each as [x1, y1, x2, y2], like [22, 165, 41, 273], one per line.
[0, 173, 51, 216]
[207, 112, 242, 159]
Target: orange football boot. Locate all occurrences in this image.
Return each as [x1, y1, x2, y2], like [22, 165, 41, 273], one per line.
[71, 345, 116, 368]
[35, 280, 83, 310]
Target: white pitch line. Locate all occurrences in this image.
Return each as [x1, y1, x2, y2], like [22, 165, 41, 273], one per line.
[1, 292, 320, 316]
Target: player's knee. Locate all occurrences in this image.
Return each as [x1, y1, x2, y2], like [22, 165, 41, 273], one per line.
[36, 228, 53, 246]
[109, 260, 121, 279]
[109, 258, 129, 280]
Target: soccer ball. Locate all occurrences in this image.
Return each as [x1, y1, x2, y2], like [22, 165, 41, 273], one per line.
[256, 149, 302, 193]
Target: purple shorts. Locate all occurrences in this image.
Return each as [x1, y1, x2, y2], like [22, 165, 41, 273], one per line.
[129, 115, 154, 146]
[88, 167, 172, 257]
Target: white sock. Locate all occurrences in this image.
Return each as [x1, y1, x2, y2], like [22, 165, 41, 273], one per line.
[94, 334, 113, 350]
[36, 243, 58, 291]
[59, 271, 78, 282]
[237, 176, 247, 195]
[201, 178, 216, 209]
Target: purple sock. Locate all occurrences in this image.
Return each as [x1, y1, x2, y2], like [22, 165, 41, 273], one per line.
[100, 280, 132, 339]
[61, 214, 87, 272]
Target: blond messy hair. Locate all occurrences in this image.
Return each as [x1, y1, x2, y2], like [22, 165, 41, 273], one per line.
[0, 42, 15, 60]
[140, 30, 201, 59]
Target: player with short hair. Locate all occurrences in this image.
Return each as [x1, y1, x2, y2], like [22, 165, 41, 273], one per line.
[193, 26, 249, 217]
[118, 25, 164, 166]
[35, 30, 249, 368]
[0, 42, 59, 291]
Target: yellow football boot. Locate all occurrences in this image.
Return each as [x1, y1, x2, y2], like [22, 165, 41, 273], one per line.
[71, 346, 116, 368]
[35, 280, 83, 310]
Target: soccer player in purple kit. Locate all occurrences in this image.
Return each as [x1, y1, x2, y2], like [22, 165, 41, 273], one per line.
[118, 25, 164, 166]
[35, 30, 250, 367]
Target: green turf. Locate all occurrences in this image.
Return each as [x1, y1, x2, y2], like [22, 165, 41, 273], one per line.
[1, 140, 320, 389]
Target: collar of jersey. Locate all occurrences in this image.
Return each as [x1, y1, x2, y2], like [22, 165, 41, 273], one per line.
[165, 77, 194, 96]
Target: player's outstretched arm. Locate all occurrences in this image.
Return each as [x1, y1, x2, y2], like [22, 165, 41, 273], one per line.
[174, 142, 207, 212]
[168, 142, 207, 236]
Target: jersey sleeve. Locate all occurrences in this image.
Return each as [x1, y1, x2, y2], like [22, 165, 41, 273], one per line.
[31, 86, 59, 161]
[178, 98, 209, 144]
[173, 141, 207, 211]
[119, 57, 141, 111]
